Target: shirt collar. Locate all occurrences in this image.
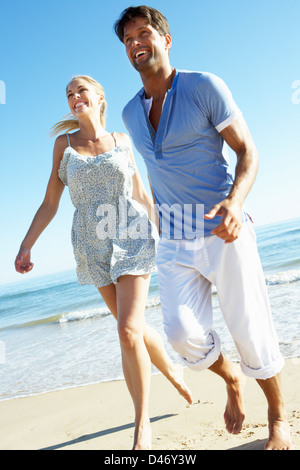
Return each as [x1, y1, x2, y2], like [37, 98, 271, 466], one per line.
[139, 70, 179, 116]
[138, 69, 179, 98]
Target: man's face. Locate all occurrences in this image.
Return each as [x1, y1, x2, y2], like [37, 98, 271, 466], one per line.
[123, 17, 171, 72]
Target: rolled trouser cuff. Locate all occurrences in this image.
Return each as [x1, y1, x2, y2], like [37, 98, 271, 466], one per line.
[240, 354, 285, 379]
[180, 330, 222, 371]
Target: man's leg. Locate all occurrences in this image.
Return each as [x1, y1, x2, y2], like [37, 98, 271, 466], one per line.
[206, 221, 293, 449]
[257, 374, 293, 450]
[156, 237, 247, 435]
[156, 238, 221, 371]
[209, 353, 246, 434]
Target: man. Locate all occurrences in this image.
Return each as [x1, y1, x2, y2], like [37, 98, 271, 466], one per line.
[114, 6, 293, 450]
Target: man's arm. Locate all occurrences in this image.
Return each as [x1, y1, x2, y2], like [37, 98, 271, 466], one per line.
[204, 115, 259, 243]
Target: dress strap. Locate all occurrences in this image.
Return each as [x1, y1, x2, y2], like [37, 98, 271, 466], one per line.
[66, 133, 71, 147]
[111, 132, 117, 147]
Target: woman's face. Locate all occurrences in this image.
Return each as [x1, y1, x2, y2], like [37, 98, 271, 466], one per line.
[66, 78, 103, 119]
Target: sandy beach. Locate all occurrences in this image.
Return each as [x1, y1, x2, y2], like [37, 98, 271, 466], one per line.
[0, 358, 299, 451]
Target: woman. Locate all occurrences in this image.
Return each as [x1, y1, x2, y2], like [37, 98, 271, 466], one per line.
[15, 75, 192, 450]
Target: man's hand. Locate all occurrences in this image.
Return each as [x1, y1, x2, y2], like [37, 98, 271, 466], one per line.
[204, 198, 242, 243]
[204, 115, 259, 244]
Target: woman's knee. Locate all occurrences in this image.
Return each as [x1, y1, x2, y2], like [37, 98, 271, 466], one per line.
[118, 321, 142, 350]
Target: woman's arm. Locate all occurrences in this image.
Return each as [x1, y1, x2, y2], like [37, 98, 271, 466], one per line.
[15, 135, 67, 273]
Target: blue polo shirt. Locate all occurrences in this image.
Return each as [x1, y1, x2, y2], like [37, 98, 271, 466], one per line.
[122, 70, 244, 238]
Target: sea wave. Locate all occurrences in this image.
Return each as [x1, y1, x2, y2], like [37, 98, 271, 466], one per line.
[2, 296, 163, 330]
[2, 270, 299, 330]
[59, 296, 162, 324]
[265, 269, 300, 286]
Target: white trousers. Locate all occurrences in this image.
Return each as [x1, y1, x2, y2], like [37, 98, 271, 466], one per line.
[156, 221, 284, 379]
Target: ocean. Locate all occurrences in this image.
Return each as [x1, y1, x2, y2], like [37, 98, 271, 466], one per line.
[0, 217, 299, 401]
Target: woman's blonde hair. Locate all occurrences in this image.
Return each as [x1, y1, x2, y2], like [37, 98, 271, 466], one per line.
[50, 75, 107, 136]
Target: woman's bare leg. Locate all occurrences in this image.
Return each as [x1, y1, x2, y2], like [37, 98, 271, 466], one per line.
[98, 281, 192, 405]
[115, 274, 152, 449]
[142, 323, 192, 404]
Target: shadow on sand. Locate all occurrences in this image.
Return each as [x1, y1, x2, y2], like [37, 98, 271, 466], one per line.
[40, 414, 177, 450]
[229, 439, 267, 450]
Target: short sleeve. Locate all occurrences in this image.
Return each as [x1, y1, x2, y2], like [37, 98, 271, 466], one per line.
[194, 73, 241, 133]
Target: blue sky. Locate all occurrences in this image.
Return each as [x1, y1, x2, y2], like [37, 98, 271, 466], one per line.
[1, 0, 299, 285]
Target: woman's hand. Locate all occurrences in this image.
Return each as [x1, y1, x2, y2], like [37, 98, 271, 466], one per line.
[14, 135, 66, 275]
[15, 247, 34, 274]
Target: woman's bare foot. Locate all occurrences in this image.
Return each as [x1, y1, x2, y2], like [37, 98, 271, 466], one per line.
[169, 364, 193, 405]
[133, 420, 152, 450]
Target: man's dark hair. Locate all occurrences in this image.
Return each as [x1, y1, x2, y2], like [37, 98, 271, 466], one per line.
[114, 5, 171, 43]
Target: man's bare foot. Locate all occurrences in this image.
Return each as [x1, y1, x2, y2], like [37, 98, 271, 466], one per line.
[256, 373, 294, 450]
[133, 420, 152, 450]
[224, 370, 246, 434]
[169, 364, 193, 405]
[265, 416, 294, 450]
[209, 354, 246, 434]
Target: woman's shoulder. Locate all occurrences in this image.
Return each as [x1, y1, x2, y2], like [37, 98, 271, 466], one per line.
[52, 133, 72, 166]
[54, 133, 69, 151]
[115, 132, 132, 148]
